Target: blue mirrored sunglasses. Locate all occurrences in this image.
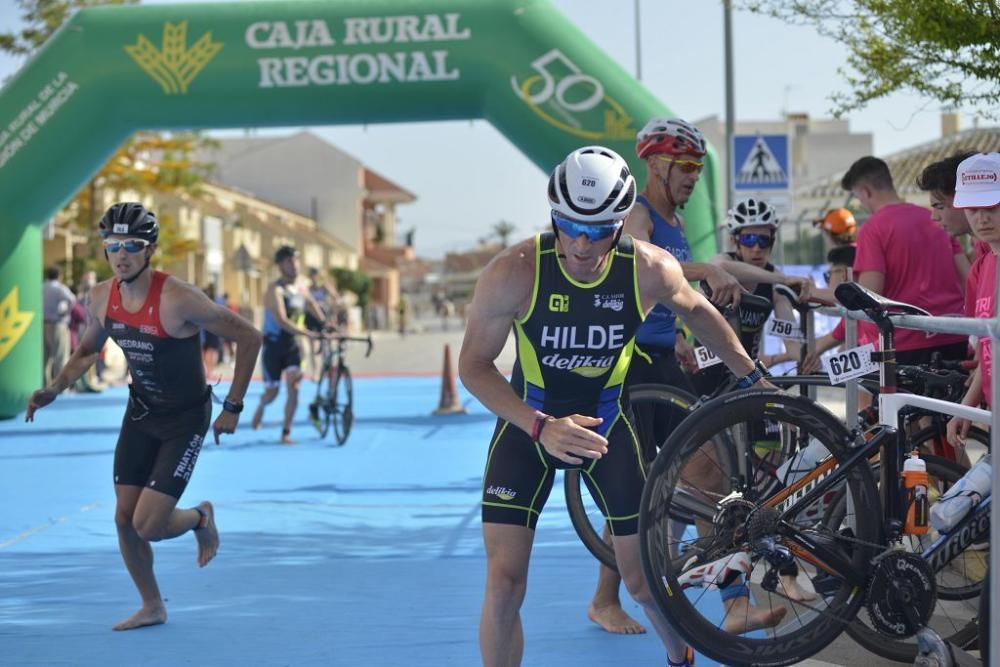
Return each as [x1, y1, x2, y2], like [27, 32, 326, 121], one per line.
[103, 238, 151, 253]
[551, 212, 623, 242]
[736, 233, 774, 249]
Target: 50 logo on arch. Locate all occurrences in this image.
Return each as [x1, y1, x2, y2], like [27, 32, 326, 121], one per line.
[510, 49, 634, 141]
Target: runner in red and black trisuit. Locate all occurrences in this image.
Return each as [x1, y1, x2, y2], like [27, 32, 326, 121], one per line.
[26, 202, 262, 632]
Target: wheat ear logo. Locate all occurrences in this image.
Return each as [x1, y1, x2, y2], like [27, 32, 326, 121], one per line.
[0, 287, 35, 363]
[125, 21, 223, 94]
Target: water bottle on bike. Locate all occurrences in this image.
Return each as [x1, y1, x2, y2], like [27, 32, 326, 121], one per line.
[902, 451, 929, 535]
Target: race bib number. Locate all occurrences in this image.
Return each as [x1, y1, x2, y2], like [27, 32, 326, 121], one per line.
[694, 345, 724, 370]
[768, 318, 804, 341]
[824, 343, 879, 384]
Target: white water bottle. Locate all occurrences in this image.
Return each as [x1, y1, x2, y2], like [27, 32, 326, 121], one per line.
[776, 438, 828, 485]
[930, 455, 992, 533]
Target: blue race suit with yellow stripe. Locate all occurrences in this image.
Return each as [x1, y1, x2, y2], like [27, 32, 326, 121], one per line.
[481, 232, 648, 534]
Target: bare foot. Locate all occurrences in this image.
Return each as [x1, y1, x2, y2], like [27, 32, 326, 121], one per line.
[780, 575, 816, 602]
[588, 603, 647, 634]
[194, 501, 219, 567]
[251, 409, 263, 430]
[722, 597, 788, 634]
[112, 602, 167, 631]
[280, 433, 294, 445]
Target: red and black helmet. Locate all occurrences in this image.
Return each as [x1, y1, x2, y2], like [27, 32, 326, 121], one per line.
[636, 118, 707, 159]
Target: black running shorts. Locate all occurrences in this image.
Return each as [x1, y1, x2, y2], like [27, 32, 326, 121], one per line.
[481, 410, 646, 535]
[261, 337, 302, 386]
[113, 394, 212, 499]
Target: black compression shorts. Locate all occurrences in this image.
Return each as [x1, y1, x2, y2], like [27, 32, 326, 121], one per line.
[262, 337, 302, 385]
[113, 393, 212, 499]
[481, 410, 646, 535]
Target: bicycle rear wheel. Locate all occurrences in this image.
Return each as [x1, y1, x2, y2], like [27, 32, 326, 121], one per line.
[640, 390, 882, 667]
[564, 383, 696, 571]
[331, 365, 354, 446]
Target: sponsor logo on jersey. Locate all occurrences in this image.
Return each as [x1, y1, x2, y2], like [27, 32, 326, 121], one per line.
[548, 294, 569, 312]
[111, 322, 126, 330]
[139, 324, 160, 336]
[540, 352, 616, 377]
[593, 292, 624, 312]
[486, 485, 517, 501]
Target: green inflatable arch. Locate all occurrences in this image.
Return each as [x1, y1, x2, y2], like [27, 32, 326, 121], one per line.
[0, 0, 720, 419]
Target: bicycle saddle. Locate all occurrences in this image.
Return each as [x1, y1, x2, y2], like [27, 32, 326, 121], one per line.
[834, 281, 931, 317]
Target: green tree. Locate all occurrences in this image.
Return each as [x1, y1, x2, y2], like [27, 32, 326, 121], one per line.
[742, 0, 1000, 117]
[0, 0, 138, 56]
[330, 268, 371, 309]
[3, 1, 216, 275]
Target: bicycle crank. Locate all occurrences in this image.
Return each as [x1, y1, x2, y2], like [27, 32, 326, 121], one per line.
[864, 551, 936, 638]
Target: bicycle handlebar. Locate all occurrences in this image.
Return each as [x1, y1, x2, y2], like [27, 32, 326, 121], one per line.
[325, 334, 375, 358]
[773, 283, 835, 311]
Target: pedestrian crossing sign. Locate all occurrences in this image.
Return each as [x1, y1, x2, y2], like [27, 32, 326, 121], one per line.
[732, 134, 790, 191]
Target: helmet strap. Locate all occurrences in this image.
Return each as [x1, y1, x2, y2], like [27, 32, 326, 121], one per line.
[660, 163, 679, 210]
[119, 256, 151, 285]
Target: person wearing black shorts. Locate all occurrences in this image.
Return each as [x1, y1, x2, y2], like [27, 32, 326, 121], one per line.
[252, 246, 330, 444]
[460, 147, 772, 667]
[26, 203, 261, 631]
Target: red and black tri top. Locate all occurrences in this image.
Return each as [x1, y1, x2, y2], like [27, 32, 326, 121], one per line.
[104, 271, 206, 410]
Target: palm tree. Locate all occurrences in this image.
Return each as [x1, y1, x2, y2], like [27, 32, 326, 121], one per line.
[492, 220, 517, 247]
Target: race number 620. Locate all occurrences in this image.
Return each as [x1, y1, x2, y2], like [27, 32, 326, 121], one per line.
[510, 49, 604, 112]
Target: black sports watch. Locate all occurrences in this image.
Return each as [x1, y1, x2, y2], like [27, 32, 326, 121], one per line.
[736, 360, 768, 389]
[222, 399, 244, 414]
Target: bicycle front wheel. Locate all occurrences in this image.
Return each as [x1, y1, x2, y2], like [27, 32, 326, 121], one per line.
[312, 368, 333, 438]
[331, 365, 354, 446]
[640, 390, 882, 667]
[564, 383, 697, 571]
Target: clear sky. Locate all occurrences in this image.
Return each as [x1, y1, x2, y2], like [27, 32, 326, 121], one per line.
[0, 0, 992, 257]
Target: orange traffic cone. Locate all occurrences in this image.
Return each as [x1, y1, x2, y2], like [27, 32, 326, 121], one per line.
[433, 343, 467, 415]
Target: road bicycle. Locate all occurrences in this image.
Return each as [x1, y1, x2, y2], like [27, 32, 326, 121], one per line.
[565, 288, 984, 578]
[308, 334, 373, 445]
[637, 282, 991, 667]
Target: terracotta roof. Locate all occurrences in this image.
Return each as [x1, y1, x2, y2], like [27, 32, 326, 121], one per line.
[797, 127, 1000, 199]
[359, 255, 396, 276]
[444, 246, 501, 274]
[364, 168, 416, 203]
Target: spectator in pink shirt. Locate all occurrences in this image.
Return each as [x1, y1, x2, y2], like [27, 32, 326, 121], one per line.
[841, 156, 968, 365]
[947, 152, 1000, 445]
[916, 151, 989, 275]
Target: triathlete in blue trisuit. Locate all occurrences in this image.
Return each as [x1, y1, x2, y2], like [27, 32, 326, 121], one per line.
[26, 203, 262, 631]
[459, 146, 774, 667]
[252, 246, 331, 444]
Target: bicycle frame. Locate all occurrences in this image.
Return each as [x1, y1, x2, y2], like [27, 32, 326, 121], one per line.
[758, 286, 994, 591]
